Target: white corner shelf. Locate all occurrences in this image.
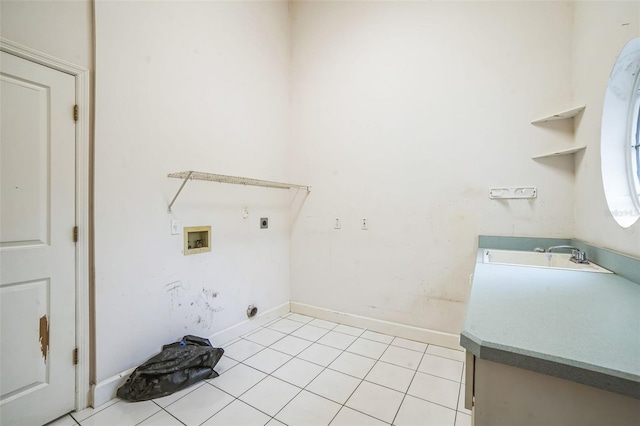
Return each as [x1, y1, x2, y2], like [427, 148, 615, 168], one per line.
[531, 105, 585, 124]
[532, 145, 586, 159]
[167, 171, 310, 212]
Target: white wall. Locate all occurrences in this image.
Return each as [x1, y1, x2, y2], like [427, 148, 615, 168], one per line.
[573, 1, 640, 257]
[1, 0, 94, 401]
[7, 0, 636, 400]
[94, 0, 292, 382]
[0, 0, 92, 70]
[289, 1, 577, 335]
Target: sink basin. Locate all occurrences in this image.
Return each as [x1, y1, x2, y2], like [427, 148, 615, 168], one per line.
[482, 249, 613, 274]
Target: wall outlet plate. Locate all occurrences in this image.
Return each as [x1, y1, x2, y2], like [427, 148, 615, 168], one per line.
[171, 220, 180, 235]
[260, 218, 268, 229]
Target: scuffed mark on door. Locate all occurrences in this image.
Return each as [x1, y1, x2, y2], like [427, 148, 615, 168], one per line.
[39, 315, 49, 362]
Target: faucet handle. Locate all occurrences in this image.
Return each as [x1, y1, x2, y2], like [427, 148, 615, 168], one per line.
[534, 247, 545, 253]
[571, 249, 587, 262]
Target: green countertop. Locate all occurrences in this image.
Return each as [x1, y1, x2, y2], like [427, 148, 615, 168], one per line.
[461, 239, 640, 399]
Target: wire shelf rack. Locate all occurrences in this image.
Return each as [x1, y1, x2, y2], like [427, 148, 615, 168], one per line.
[167, 171, 310, 212]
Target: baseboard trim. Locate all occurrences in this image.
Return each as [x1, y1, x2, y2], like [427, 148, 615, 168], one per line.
[291, 302, 462, 351]
[92, 301, 460, 407]
[91, 368, 134, 408]
[91, 301, 290, 407]
[207, 301, 291, 347]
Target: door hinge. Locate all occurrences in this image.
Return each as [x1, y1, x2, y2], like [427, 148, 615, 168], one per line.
[73, 226, 79, 243]
[74, 105, 79, 122]
[73, 348, 79, 365]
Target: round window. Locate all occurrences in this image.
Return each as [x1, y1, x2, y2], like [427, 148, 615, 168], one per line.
[601, 37, 640, 228]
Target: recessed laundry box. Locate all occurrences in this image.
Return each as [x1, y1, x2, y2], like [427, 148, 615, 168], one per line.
[184, 226, 211, 255]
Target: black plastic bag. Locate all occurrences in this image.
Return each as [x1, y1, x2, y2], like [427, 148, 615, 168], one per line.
[117, 335, 224, 401]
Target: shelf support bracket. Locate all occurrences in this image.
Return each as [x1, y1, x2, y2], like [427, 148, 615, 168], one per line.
[167, 171, 193, 213]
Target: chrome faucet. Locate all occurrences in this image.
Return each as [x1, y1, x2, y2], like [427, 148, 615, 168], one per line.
[546, 245, 588, 263]
[547, 245, 579, 253]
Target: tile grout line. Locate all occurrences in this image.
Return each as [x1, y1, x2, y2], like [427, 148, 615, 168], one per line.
[132, 403, 174, 426]
[78, 314, 464, 426]
[453, 362, 467, 426]
[159, 408, 187, 426]
[71, 398, 121, 424]
[267, 324, 352, 424]
[259, 317, 461, 361]
[267, 317, 375, 424]
[397, 346, 466, 418]
[243, 329, 291, 348]
[422, 349, 466, 363]
[269, 370, 328, 423]
[162, 357, 277, 426]
[226, 323, 340, 425]
[398, 365, 467, 414]
[168, 381, 235, 426]
[67, 413, 79, 425]
[390, 345, 429, 426]
[268, 316, 401, 344]
[328, 345, 408, 389]
[193, 380, 259, 426]
[330, 340, 396, 425]
[218, 316, 465, 424]
[234, 358, 305, 417]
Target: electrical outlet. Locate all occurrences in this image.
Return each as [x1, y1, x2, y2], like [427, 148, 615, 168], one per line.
[362, 218, 368, 230]
[260, 218, 269, 229]
[171, 220, 180, 235]
[334, 218, 341, 229]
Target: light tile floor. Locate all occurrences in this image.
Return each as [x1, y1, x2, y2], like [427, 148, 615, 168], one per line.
[48, 313, 470, 426]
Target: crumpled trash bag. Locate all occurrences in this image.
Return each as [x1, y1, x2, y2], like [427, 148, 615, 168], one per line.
[117, 335, 224, 401]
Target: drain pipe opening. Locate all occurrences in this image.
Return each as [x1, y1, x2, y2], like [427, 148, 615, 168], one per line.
[247, 305, 258, 318]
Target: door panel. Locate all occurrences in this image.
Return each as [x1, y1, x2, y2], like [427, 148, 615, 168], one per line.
[0, 279, 49, 399]
[1, 74, 49, 246]
[0, 51, 76, 425]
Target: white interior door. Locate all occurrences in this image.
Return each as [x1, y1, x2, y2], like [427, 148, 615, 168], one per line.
[0, 51, 77, 425]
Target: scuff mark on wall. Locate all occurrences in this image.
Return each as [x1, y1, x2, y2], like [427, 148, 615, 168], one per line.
[165, 281, 185, 293]
[165, 279, 225, 330]
[165, 280, 185, 310]
[39, 315, 49, 362]
[189, 287, 224, 329]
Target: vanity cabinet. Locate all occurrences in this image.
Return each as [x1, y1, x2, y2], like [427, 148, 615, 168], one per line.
[462, 238, 640, 426]
[465, 351, 639, 425]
